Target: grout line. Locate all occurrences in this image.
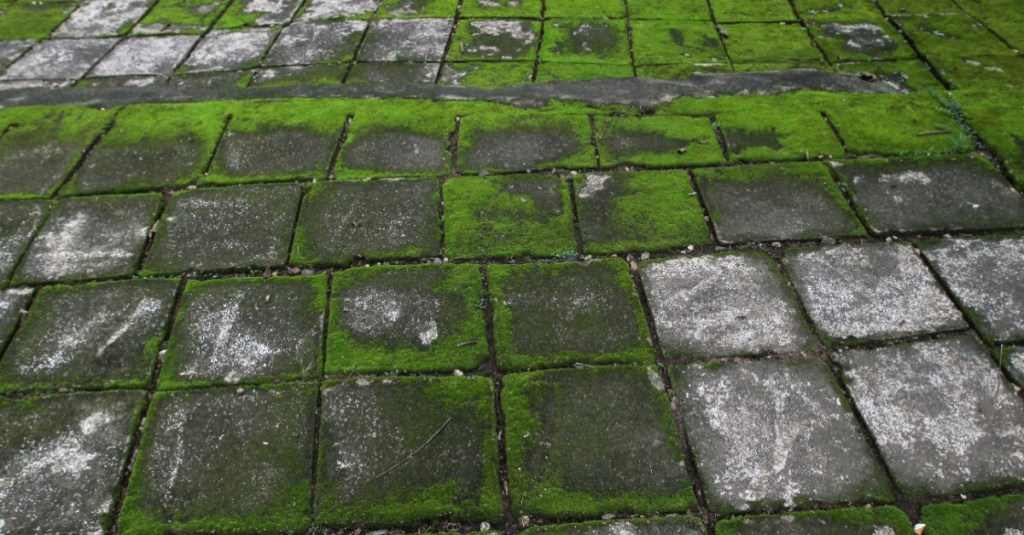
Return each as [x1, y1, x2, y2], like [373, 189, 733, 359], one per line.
[565, 176, 585, 256]
[325, 115, 353, 181]
[167, 0, 240, 76]
[284, 185, 309, 267]
[136, 190, 170, 272]
[308, 270, 332, 530]
[587, 114, 601, 169]
[819, 110, 848, 153]
[2, 199, 53, 290]
[530, 0, 547, 83]
[199, 113, 234, 182]
[0, 286, 38, 367]
[867, 0, 953, 90]
[708, 115, 730, 162]
[78, 35, 129, 83]
[434, 0, 465, 84]
[947, 0, 1019, 54]
[821, 163, 875, 237]
[703, 0, 735, 69]
[685, 169, 718, 244]
[784, 0, 833, 67]
[622, 0, 638, 77]
[439, 116, 462, 259]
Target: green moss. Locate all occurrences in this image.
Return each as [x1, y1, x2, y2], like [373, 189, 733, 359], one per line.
[137, 0, 229, 33]
[715, 506, 913, 534]
[833, 59, 943, 91]
[822, 92, 968, 156]
[536, 62, 634, 82]
[631, 20, 727, 67]
[457, 110, 595, 172]
[214, 0, 299, 28]
[929, 56, 1024, 92]
[712, 0, 797, 22]
[444, 175, 577, 259]
[377, 0, 458, 17]
[720, 22, 825, 65]
[876, 0, 961, 14]
[594, 115, 724, 166]
[717, 104, 843, 162]
[460, 0, 542, 18]
[960, 93, 1024, 186]
[805, 15, 915, 62]
[636, 63, 732, 78]
[545, 0, 625, 18]
[629, 0, 711, 20]
[522, 516, 707, 534]
[448, 19, 540, 62]
[440, 61, 535, 88]
[792, 0, 880, 19]
[919, 494, 1024, 534]
[334, 101, 455, 179]
[0, 1, 74, 39]
[894, 13, 1015, 57]
[540, 19, 632, 64]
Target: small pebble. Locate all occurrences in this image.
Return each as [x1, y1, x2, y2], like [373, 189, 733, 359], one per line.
[821, 236, 837, 245]
[640, 252, 650, 260]
[236, 387, 245, 395]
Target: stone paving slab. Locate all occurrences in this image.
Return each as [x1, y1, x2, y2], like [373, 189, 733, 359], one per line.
[135, 0, 232, 34]
[91, 35, 199, 77]
[53, 0, 153, 38]
[718, 105, 843, 162]
[918, 494, 1024, 535]
[265, 21, 367, 66]
[1008, 348, 1024, 388]
[336, 109, 453, 178]
[360, 19, 453, 62]
[183, 29, 276, 73]
[714, 506, 913, 534]
[522, 517, 707, 534]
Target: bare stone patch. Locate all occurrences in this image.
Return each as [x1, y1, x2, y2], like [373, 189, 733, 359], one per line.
[675, 358, 890, 513]
[458, 119, 590, 172]
[183, 29, 275, 73]
[0, 288, 32, 352]
[338, 126, 449, 176]
[54, 0, 153, 37]
[265, 21, 367, 65]
[301, 0, 382, 20]
[1, 38, 117, 81]
[0, 200, 46, 281]
[359, 18, 453, 61]
[92, 35, 199, 77]
[641, 253, 814, 358]
[250, 64, 347, 86]
[14, 195, 160, 284]
[835, 334, 1024, 495]
[346, 61, 439, 83]
[784, 243, 966, 343]
[820, 22, 898, 55]
[210, 127, 338, 181]
[0, 391, 143, 534]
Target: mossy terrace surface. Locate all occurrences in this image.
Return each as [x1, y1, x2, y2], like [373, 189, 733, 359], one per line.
[1, 0, 1024, 533]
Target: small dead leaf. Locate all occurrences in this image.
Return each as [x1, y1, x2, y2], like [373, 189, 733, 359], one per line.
[915, 524, 926, 535]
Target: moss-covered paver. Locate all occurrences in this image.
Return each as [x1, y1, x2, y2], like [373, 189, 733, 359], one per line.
[457, 112, 594, 172]
[594, 115, 724, 167]
[715, 506, 914, 534]
[523, 517, 707, 534]
[918, 494, 1024, 534]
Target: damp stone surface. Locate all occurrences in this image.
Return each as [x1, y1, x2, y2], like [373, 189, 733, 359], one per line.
[264, 21, 367, 66]
[0, 200, 45, 281]
[714, 507, 914, 535]
[183, 29, 276, 73]
[0, 288, 32, 351]
[91, 35, 198, 77]
[359, 18, 453, 62]
[457, 113, 594, 172]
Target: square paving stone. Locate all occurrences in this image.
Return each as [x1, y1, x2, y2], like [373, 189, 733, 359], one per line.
[489, 260, 651, 371]
[135, 0, 231, 34]
[629, 0, 712, 20]
[161, 276, 325, 388]
[540, 19, 631, 64]
[674, 358, 890, 513]
[457, 113, 594, 172]
[216, 0, 305, 27]
[67, 102, 230, 195]
[630, 20, 726, 67]
[206, 100, 348, 183]
[460, 0, 541, 18]
[439, 61, 534, 87]
[328, 264, 486, 373]
[14, 194, 161, 284]
[346, 61, 440, 83]
[717, 104, 843, 162]
[721, 23, 823, 65]
[594, 115, 724, 167]
[919, 494, 1024, 535]
[449, 19, 539, 61]
[806, 17, 915, 62]
[641, 253, 814, 358]
[264, 21, 367, 66]
[91, 35, 199, 77]
[832, 157, 1024, 234]
[0, 287, 31, 352]
[301, 0, 382, 20]
[715, 506, 913, 534]
[785, 243, 965, 343]
[378, 0, 459, 17]
[522, 517, 707, 535]
[712, 0, 796, 22]
[0, 3, 75, 40]
[120, 385, 316, 533]
[145, 184, 301, 274]
[694, 162, 865, 243]
[574, 171, 711, 254]
[0, 200, 46, 281]
[54, 0, 153, 37]
[291, 179, 440, 266]
[335, 108, 453, 178]
[835, 334, 1024, 496]
[359, 18, 453, 61]
[821, 93, 967, 156]
[316, 376, 501, 526]
[0, 391, 145, 534]
[895, 13, 1015, 58]
[921, 237, 1024, 344]
[0, 279, 176, 392]
[181, 29, 275, 72]
[443, 175, 576, 259]
[503, 366, 694, 518]
[1, 38, 116, 81]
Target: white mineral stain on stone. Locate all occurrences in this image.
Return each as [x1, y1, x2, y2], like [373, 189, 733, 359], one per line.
[873, 528, 896, 535]
[24, 204, 149, 281]
[180, 300, 274, 383]
[54, 0, 152, 37]
[243, 0, 302, 25]
[93, 35, 199, 76]
[821, 22, 895, 52]
[646, 367, 664, 391]
[343, 287, 443, 348]
[302, 0, 381, 19]
[876, 169, 932, 186]
[184, 29, 275, 72]
[578, 173, 611, 198]
[361, 19, 452, 61]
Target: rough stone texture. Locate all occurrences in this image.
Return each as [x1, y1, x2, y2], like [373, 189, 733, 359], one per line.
[811, 20, 912, 62]
[834, 158, 1024, 234]
[301, 0, 381, 20]
[161, 276, 324, 387]
[265, 21, 367, 65]
[0, 288, 31, 351]
[291, 179, 440, 266]
[92, 35, 199, 77]
[0, 391, 143, 534]
[224, 0, 305, 26]
[209, 127, 338, 181]
[53, 0, 153, 37]
[1008, 348, 1024, 388]
[450, 19, 539, 61]
[0, 128, 96, 198]
[836, 334, 1024, 495]
[503, 366, 694, 518]
[0, 280, 176, 391]
[250, 64, 347, 87]
[641, 253, 813, 358]
[715, 507, 913, 535]
[359, 18, 453, 62]
[183, 29, 276, 73]
[0, 200, 45, 281]
[14, 195, 160, 284]
[0, 40, 35, 70]
[1, 38, 117, 81]
[145, 184, 301, 274]
[120, 385, 316, 533]
[346, 62, 439, 84]
[694, 163, 865, 243]
[489, 260, 651, 371]
[522, 517, 707, 535]
[458, 116, 593, 172]
[316, 376, 502, 525]
[328, 264, 487, 373]
[338, 125, 450, 177]
[919, 494, 1024, 535]
[675, 358, 889, 513]
[920, 237, 1024, 343]
[784, 243, 966, 342]
[594, 115, 725, 167]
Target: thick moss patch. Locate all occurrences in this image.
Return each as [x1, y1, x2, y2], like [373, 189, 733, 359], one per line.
[535, 62, 634, 82]
[712, 0, 797, 22]
[919, 494, 1024, 534]
[460, 0, 541, 18]
[716, 506, 913, 534]
[336, 105, 454, 178]
[523, 517, 706, 534]
[594, 115, 724, 167]
[136, 0, 230, 33]
[720, 23, 824, 65]
[0, 1, 75, 39]
[718, 104, 843, 162]
[894, 13, 1015, 58]
[631, 20, 728, 67]
[440, 61, 535, 88]
[629, 0, 711, 20]
[541, 19, 631, 64]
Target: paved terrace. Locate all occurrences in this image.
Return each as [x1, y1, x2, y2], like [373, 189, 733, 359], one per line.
[0, 0, 1023, 534]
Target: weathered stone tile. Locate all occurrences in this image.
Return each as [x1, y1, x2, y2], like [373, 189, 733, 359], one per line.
[67, 102, 230, 195]
[120, 385, 315, 533]
[504, 366, 694, 517]
[641, 253, 814, 358]
[806, 17, 915, 62]
[0, 3, 75, 40]
[359, 18, 452, 61]
[54, 0, 154, 37]
[291, 179, 440, 266]
[264, 21, 366, 66]
[919, 494, 1024, 535]
[0, 279, 176, 392]
[135, 0, 231, 34]
[575, 171, 711, 254]
[91, 35, 199, 77]
[336, 110, 452, 178]
[920, 237, 1024, 344]
[675, 358, 890, 513]
[301, 0, 382, 20]
[822, 93, 967, 156]
[14, 195, 160, 284]
[635, 62, 731, 78]
[694, 162, 865, 243]
[161, 276, 325, 388]
[1, 38, 117, 81]
[443, 175, 576, 259]
[835, 334, 1024, 495]
[0, 288, 32, 352]
[712, 0, 797, 22]
[895, 13, 1015, 58]
[460, 0, 541, 18]
[145, 184, 301, 274]
[317, 376, 501, 525]
[0, 40, 35, 70]
[490, 260, 651, 371]
[544, 0, 624, 18]
[785, 243, 965, 342]
[378, 0, 459, 17]
[715, 506, 913, 534]
[833, 157, 1024, 234]
[449, 19, 539, 61]
[328, 264, 486, 373]
[594, 115, 724, 167]
[718, 105, 843, 162]
[0, 391, 144, 534]
[251, 64, 346, 86]
[457, 113, 594, 172]
[630, 20, 726, 67]
[523, 517, 707, 535]
[721, 23, 823, 65]
[439, 61, 533, 87]
[346, 61, 439, 83]
[540, 19, 631, 64]
[1008, 348, 1024, 388]
[216, 0, 305, 28]
[182, 29, 275, 73]
[0, 200, 46, 281]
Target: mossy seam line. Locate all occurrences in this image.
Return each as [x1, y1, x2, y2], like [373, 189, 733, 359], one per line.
[784, 0, 832, 67]
[565, 177, 585, 255]
[0, 287, 37, 367]
[822, 163, 874, 237]
[1, 201, 51, 290]
[285, 185, 310, 266]
[702, 0, 735, 69]
[621, 0, 638, 78]
[199, 113, 234, 180]
[168, 0, 231, 76]
[309, 271, 331, 529]
[108, 275, 188, 534]
[587, 114, 601, 169]
[341, 0, 387, 84]
[53, 107, 124, 199]
[685, 169, 718, 244]
[947, 0, 1019, 54]
[79, 35, 129, 82]
[480, 264, 516, 531]
[708, 115, 729, 161]
[135, 190, 170, 273]
[820, 111, 848, 153]
[434, 0, 466, 84]
[439, 116, 462, 258]
[933, 93, 1024, 198]
[325, 115, 353, 180]
[123, 0, 165, 37]
[866, 0, 952, 91]
[530, 0, 547, 83]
